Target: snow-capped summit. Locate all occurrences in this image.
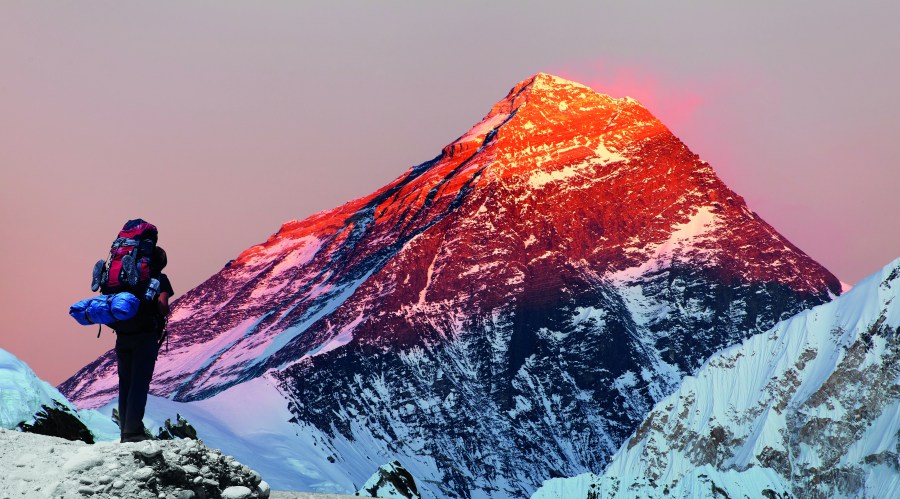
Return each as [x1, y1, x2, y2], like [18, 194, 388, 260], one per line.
[62, 74, 840, 497]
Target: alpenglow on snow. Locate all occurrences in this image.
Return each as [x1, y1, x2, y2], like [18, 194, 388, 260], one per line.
[62, 73, 842, 498]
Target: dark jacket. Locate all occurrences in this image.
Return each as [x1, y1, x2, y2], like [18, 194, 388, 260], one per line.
[110, 273, 173, 335]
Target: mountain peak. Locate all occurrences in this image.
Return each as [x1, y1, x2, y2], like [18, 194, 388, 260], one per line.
[515, 72, 595, 96]
[483, 72, 627, 119]
[444, 72, 662, 168]
[63, 75, 842, 497]
[508, 72, 628, 103]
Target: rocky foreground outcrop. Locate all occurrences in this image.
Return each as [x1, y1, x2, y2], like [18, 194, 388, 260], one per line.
[0, 428, 270, 499]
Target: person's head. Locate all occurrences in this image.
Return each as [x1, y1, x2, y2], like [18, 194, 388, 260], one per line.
[152, 246, 167, 273]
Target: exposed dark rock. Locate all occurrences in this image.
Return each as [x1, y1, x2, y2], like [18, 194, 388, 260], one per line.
[130, 440, 268, 499]
[157, 413, 199, 440]
[17, 401, 93, 444]
[357, 461, 420, 499]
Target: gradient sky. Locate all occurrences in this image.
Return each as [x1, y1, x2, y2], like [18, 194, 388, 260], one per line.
[2, 1, 899, 384]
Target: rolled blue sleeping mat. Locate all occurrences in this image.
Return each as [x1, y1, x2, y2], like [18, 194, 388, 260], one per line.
[69, 292, 140, 325]
[109, 293, 140, 320]
[70, 298, 94, 325]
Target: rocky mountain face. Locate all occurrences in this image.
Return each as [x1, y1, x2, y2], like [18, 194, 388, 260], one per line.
[533, 258, 900, 499]
[61, 74, 841, 497]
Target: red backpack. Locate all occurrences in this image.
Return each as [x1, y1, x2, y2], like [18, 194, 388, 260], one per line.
[92, 219, 158, 295]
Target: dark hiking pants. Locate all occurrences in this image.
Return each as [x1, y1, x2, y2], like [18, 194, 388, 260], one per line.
[115, 332, 159, 439]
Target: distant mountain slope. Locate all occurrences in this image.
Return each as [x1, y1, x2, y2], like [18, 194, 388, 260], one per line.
[534, 258, 900, 499]
[62, 74, 841, 498]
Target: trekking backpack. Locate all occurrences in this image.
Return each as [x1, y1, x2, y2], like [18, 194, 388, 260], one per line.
[92, 219, 158, 295]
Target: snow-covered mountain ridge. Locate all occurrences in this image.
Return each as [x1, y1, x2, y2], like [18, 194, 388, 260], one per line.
[533, 257, 900, 499]
[61, 73, 841, 497]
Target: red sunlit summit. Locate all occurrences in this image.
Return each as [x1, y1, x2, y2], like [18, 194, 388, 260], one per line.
[61, 73, 841, 497]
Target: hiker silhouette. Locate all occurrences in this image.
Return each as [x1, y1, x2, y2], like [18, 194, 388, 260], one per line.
[115, 244, 173, 442]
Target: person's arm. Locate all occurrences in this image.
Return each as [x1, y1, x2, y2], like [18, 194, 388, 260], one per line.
[157, 292, 171, 316]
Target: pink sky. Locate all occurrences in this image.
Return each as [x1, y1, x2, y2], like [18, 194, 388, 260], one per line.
[2, 2, 899, 384]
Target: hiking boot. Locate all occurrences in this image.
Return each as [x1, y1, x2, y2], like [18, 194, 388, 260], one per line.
[122, 433, 149, 443]
[91, 259, 105, 292]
